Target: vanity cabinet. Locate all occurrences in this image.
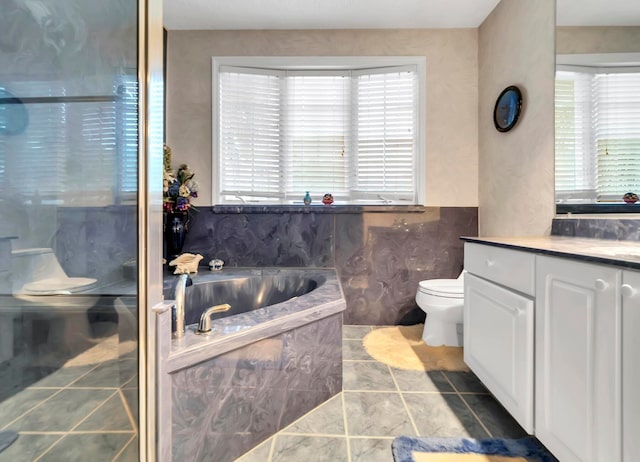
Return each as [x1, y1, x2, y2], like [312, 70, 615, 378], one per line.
[622, 270, 640, 462]
[463, 243, 535, 433]
[535, 256, 621, 462]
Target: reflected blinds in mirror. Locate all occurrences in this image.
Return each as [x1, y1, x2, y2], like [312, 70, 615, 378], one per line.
[555, 70, 640, 203]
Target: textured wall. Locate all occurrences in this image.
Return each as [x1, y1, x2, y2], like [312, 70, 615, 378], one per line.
[557, 26, 640, 54]
[477, 0, 556, 236]
[166, 29, 479, 207]
[182, 207, 478, 325]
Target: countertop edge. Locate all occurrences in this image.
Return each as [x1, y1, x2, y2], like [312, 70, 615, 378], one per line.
[461, 236, 640, 271]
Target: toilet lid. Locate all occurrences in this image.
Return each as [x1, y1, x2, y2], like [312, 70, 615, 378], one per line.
[418, 279, 464, 298]
[21, 277, 97, 295]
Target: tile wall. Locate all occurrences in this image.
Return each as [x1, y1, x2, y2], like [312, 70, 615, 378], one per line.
[182, 206, 478, 325]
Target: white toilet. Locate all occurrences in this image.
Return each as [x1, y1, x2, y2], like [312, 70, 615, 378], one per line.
[415, 271, 465, 347]
[10, 248, 99, 353]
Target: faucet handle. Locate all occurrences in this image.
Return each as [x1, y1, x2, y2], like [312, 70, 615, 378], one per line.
[196, 303, 231, 334]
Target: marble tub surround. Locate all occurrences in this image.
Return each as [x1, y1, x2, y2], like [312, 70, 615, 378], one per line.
[55, 206, 138, 285]
[183, 209, 334, 267]
[170, 314, 342, 462]
[462, 235, 640, 270]
[161, 268, 344, 373]
[181, 207, 478, 325]
[156, 268, 345, 461]
[552, 216, 640, 241]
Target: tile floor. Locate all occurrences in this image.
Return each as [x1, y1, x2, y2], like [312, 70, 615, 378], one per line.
[0, 340, 138, 462]
[236, 325, 529, 462]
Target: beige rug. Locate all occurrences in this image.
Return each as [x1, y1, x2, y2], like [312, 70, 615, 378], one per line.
[362, 324, 469, 372]
[414, 454, 527, 462]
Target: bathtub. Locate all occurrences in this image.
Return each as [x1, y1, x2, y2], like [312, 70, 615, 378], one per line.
[155, 268, 345, 462]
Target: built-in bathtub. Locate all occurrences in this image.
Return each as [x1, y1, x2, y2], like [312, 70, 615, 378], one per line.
[155, 268, 346, 462]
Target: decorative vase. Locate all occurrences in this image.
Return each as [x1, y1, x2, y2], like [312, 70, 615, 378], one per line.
[303, 191, 312, 205]
[165, 213, 188, 261]
[322, 193, 334, 205]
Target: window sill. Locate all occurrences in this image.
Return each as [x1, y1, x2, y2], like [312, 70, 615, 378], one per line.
[556, 204, 640, 215]
[208, 204, 428, 214]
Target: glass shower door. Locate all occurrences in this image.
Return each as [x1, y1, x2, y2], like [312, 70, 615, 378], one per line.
[0, 1, 145, 460]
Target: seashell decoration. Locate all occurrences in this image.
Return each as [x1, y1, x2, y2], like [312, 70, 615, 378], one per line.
[169, 253, 203, 274]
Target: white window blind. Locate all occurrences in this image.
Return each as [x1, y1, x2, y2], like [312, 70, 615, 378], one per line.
[284, 71, 350, 200]
[216, 64, 419, 204]
[219, 67, 283, 201]
[0, 76, 138, 204]
[555, 70, 596, 201]
[594, 72, 640, 199]
[555, 69, 640, 202]
[353, 66, 417, 202]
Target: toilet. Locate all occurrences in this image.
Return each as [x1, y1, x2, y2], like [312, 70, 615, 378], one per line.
[10, 248, 99, 353]
[415, 271, 465, 347]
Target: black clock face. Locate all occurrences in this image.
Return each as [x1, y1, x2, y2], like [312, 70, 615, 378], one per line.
[493, 86, 522, 132]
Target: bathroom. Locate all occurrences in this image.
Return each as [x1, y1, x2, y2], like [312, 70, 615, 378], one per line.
[0, 0, 638, 461]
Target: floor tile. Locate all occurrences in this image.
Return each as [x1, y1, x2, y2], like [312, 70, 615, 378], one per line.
[461, 394, 529, 438]
[402, 393, 489, 438]
[113, 436, 138, 462]
[349, 437, 394, 462]
[70, 359, 137, 388]
[37, 433, 133, 462]
[31, 365, 96, 388]
[443, 371, 489, 393]
[0, 433, 61, 462]
[342, 325, 372, 340]
[235, 437, 273, 462]
[121, 388, 138, 424]
[282, 393, 344, 435]
[75, 392, 133, 431]
[0, 388, 58, 429]
[343, 361, 396, 392]
[271, 435, 348, 462]
[390, 369, 454, 393]
[11, 389, 113, 432]
[343, 392, 415, 437]
[342, 339, 374, 361]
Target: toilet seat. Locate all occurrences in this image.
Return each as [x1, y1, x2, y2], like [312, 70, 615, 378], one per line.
[21, 277, 97, 295]
[418, 279, 464, 299]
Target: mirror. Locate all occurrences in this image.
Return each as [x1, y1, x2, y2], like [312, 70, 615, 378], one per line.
[555, 25, 640, 212]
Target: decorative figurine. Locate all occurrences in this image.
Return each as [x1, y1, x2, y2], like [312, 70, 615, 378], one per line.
[303, 191, 312, 205]
[623, 192, 638, 204]
[169, 253, 203, 274]
[322, 193, 334, 205]
[209, 259, 224, 271]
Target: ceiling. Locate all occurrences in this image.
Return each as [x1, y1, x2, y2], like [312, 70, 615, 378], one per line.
[164, 0, 640, 31]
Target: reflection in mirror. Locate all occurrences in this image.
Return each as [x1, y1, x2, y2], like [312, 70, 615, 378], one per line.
[555, 26, 640, 211]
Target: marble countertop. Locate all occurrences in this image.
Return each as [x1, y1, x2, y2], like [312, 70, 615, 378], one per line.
[462, 236, 640, 270]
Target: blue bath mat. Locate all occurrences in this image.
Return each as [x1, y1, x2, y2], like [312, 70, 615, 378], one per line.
[391, 436, 558, 462]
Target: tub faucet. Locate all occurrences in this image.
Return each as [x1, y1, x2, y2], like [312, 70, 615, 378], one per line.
[197, 304, 231, 334]
[172, 274, 192, 338]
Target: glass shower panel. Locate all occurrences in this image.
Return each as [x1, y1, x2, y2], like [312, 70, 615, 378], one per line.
[0, 1, 140, 460]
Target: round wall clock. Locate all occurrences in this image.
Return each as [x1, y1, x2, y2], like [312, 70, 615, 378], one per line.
[493, 86, 522, 132]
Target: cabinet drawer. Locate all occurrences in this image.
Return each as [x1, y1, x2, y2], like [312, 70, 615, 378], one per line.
[464, 243, 535, 296]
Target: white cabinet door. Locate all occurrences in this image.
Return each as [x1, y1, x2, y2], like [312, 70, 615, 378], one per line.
[622, 270, 640, 462]
[536, 256, 621, 462]
[464, 273, 534, 433]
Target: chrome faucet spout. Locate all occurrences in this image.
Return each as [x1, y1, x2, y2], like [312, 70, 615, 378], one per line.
[196, 304, 231, 334]
[173, 274, 192, 338]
